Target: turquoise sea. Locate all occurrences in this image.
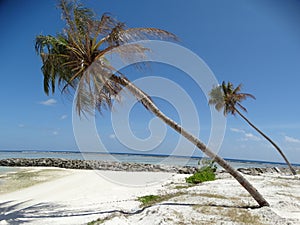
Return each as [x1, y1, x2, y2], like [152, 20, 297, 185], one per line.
[0, 150, 296, 174]
[0, 166, 19, 175]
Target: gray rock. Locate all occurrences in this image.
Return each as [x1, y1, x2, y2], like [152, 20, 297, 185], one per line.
[0, 158, 197, 174]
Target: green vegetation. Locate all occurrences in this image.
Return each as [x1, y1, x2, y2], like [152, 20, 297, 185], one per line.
[137, 195, 161, 206]
[137, 192, 184, 207]
[87, 218, 104, 225]
[185, 167, 215, 184]
[87, 215, 116, 225]
[185, 160, 216, 184]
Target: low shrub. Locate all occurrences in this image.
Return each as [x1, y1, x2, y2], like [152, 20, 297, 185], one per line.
[185, 159, 216, 184]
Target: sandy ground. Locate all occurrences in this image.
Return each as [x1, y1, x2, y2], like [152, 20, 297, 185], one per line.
[0, 167, 299, 225]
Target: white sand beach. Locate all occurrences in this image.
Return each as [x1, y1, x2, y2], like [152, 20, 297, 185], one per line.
[0, 167, 299, 225]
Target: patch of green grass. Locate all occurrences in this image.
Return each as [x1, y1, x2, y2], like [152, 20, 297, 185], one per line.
[87, 219, 103, 225]
[87, 214, 117, 225]
[185, 166, 216, 184]
[137, 195, 161, 206]
[137, 192, 185, 207]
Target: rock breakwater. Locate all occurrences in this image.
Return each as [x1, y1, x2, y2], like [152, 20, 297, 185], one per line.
[0, 158, 297, 175]
[0, 158, 198, 174]
[237, 167, 298, 175]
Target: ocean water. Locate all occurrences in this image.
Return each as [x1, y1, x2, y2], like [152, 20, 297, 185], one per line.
[0, 150, 294, 171]
[0, 166, 19, 175]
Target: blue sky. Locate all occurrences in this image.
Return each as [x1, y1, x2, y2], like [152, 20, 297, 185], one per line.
[0, 0, 300, 163]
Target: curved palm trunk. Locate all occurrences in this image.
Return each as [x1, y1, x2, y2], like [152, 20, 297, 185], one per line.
[235, 108, 296, 175]
[111, 75, 269, 207]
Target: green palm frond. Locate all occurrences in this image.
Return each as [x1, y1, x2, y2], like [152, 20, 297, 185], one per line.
[36, 0, 177, 115]
[209, 81, 255, 116]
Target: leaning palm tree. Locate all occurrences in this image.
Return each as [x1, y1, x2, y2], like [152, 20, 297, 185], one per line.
[209, 81, 296, 175]
[35, 0, 269, 206]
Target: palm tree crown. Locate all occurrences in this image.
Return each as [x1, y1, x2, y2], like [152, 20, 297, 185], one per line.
[209, 81, 255, 116]
[35, 0, 176, 114]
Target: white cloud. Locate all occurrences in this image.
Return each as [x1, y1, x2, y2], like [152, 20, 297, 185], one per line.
[51, 128, 61, 136]
[18, 124, 25, 128]
[109, 134, 116, 139]
[244, 132, 261, 141]
[39, 98, 57, 106]
[60, 114, 68, 120]
[230, 128, 245, 133]
[285, 136, 300, 144]
[230, 127, 261, 141]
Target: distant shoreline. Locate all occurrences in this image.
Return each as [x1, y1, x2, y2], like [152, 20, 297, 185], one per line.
[1, 150, 299, 167]
[0, 158, 198, 174]
[0, 158, 298, 176]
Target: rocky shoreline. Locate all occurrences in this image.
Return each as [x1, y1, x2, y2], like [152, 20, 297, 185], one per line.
[0, 158, 298, 175]
[237, 166, 298, 176]
[0, 158, 198, 174]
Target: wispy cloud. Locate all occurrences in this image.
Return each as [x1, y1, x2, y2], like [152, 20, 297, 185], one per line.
[230, 128, 244, 133]
[18, 124, 25, 128]
[244, 133, 261, 141]
[230, 127, 261, 141]
[284, 136, 300, 144]
[52, 128, 61, 136]
[39, 98, 57, 106]
[109, 134, 116, 139]
[60, 114, 68, 120]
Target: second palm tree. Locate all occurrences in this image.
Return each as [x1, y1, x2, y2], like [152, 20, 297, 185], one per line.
[209, 81, 296, 175]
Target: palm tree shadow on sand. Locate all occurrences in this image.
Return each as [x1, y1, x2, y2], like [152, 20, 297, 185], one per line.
[0, 201, 101, 225]
[0, 200, 260, 224]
